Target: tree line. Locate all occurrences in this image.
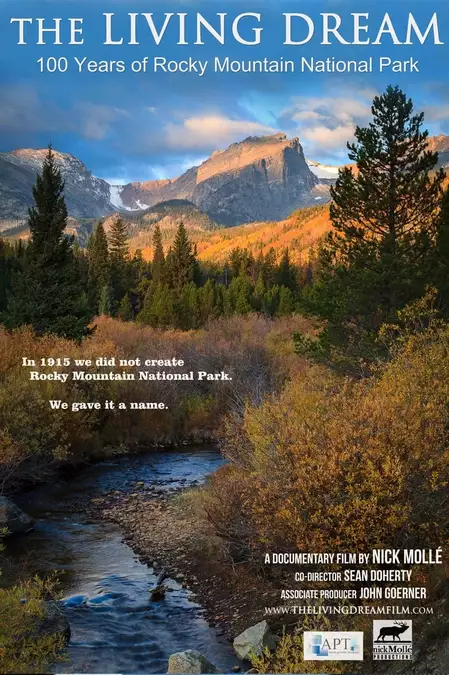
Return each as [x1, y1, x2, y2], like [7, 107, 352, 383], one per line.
[1, 86, 449, 347]
[0, 151, 306, 339]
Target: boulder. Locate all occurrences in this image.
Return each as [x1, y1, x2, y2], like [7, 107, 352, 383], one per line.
[33, 601, 71, 642]
[167, 650, 219, 674]
[233, 620, 277, 661]
[0, 496, 34, 534]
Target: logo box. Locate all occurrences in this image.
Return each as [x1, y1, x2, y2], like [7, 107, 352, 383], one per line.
[373, 620, 413, 661]
[304, 631, 364, 661]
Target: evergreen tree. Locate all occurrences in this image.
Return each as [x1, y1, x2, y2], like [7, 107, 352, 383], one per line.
[233, 276, 253, 315]
[132, 249, 151, 306]
[176, 282, 200, 330]
[150, 284, 173, 329]
[109, 217, 129, 264]
[277, 248, 297, 291]
[310, 86, 445, 342]
[136, 286, 154, 325]
[0, 239, 18, 316]
[222, 286, 233, 316]
[253, 274, 265, 312]
[235, 289, 252, 315]
[118, 293, 133, 321]
[89, 222, 110, 286]
[73, 241, 89, 290]
[199, 279, 216, 324]
[6, 146, 92, 340]
[278, 286, 295, 316]
[151, 223, 165, 284]
[263, 285, 280, 317]
[98, 283, 113, 316]
[88, 221, 110, 312]
[254, 251, 265, 284]
[109, 217, 130, 308]
[213, 284, 226, 318]
[263, 248, 277, 287]
[137, 283, 173, 328]
[169, 222, 198, 291]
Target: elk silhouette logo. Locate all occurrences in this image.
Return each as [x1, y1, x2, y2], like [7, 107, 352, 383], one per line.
[376, 621, 409, 642]
[373, 620, 413, 661]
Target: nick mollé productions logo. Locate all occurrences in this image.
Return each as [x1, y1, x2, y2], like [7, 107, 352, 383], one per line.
[373, 620, 413, 660]
[303, 632, 364, 661]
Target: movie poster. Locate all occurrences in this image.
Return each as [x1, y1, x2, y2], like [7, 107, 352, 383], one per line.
[0, 1, 447, 673]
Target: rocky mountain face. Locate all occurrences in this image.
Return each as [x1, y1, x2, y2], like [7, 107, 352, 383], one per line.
[2, 133, 448, 229]
[0, 135, 327, 227]
[113, 168, 199, 213]
[0, 149, 114, 221]
[115, 134, 323, 225]
[428, 135, 449, 169]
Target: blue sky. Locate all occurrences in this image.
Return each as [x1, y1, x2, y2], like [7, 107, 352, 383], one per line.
[1, 0, 449, 184]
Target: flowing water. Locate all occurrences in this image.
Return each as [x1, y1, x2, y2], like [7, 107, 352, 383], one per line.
[4, 448, 238, 674]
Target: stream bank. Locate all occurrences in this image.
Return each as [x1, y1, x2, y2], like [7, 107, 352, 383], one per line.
[3, 447, 240, 674]
[88, 475, 281, 642]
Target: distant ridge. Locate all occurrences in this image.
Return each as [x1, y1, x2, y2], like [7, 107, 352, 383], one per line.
[1, 133, 447, 229]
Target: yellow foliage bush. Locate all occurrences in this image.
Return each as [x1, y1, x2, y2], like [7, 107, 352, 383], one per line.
[0, 574, 65, 674]
[211, 323, 449, 559]
[0, 314, 313, 487]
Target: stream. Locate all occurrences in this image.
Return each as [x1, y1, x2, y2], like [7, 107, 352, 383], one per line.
[4, 447, 238, 674]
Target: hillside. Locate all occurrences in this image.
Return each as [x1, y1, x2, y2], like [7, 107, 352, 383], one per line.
[1, 216, 92, 247]
[133, 204, 332, 264]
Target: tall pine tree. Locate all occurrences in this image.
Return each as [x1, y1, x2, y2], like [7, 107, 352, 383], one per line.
[109, 216, 130, 308]
[152, 223, 165, 284]
[309, 86, 445, 343]
[168, 222, 198, 291]
[277, 248, 297, 291]
[88, 221, 110, 313]
[6, 146, 92, 340]
[109, 217, 129, 264]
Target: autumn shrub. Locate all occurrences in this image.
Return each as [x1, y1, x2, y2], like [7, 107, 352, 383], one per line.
[0, 327, 114, 487]
[0, 574, 66, 674]
[204, 322, 449, 562]
[0, 533, 65, 675]
[190, 464, 256, 564]
[0, 314, 313, 487]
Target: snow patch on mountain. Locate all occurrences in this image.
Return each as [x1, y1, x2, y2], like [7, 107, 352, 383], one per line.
[109, 184, 150, 212]
[109, 185, 127, 210]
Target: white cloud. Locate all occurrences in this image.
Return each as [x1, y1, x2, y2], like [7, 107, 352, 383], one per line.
[163, 115, 277, 150]
[301, 124, 356, 150]
[282, 91, 375, 157]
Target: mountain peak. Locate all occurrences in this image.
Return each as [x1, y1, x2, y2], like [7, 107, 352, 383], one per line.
[0, 148, 114, 220]
[196, 133, 305, 186]
[0, 131, 332, 226]
[11, 148, 73, 160]
[239, 132, 288, 145]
